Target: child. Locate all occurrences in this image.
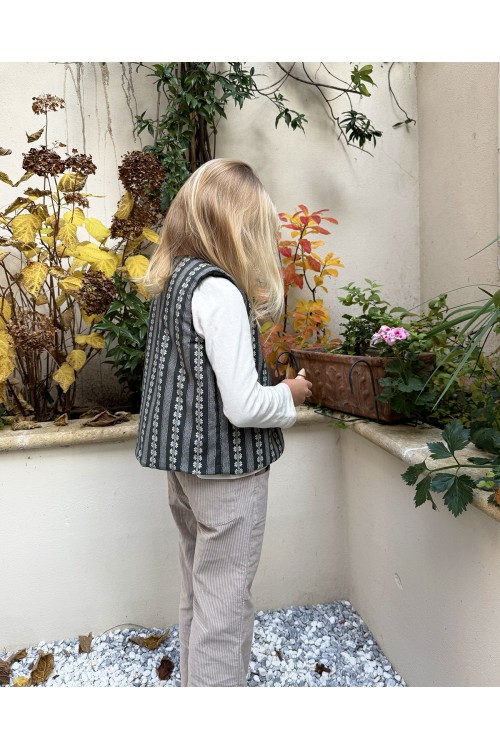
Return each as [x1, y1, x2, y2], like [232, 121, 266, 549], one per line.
[134, 158, 312, 686]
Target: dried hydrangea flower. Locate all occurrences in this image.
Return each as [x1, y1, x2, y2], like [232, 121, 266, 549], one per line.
[77, 269, 117, 315]
[22, 146, 65, 177]
[32, 94, 65, 115]
[64, 192, 90, 208]
[6, 311, 56, 352]
[64, 149, 97, 176]
[118, 151, 165, 198]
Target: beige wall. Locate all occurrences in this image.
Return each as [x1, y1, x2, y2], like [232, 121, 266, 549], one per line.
[417, 63, 499, 307]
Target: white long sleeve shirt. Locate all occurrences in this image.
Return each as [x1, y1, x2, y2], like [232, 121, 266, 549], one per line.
[191, 276, 296, 477]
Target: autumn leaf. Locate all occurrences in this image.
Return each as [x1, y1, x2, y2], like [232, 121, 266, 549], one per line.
[157, 657, 174, 680]
[142, 227, 160, 244]
[82, 410, 130, 427]
[84, 218, 110, 243]
[75, 332, 105, 350]
[26, 127, 45, 143]
[79, 633, 93, 653]
[114, 191, 134, 220]
[0, 170, 13, 186]
[129, 631, 169, 650]
[30, 651, 54, 685]
[52, 362, 76, 393]
[0, 147, 12, 156]
[8, 648, 27, 666]
[66, 349, 86, 371]
[314, 662, 331, 675]
[11, 421, 42, 431]
[13, 676, 32, 687]
[0, 660, 11, 685]
[58, 172, 87, 193]
[53, 413, 69, 426]
[11, 214, 42, 244]
[125, 254, 149, 280]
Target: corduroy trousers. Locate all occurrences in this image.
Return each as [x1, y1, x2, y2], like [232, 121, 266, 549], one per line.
[167, 467, 270, 687]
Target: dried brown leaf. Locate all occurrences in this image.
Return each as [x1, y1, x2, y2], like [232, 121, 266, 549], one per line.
[314, 662, 331, 675]
[0, 147, 12, 156]
[275, 648, 283, 661]
[79, 633, 93, 653]
[8, 648, 27, 666]
[82, 410, 130, 427]
[26, 127, 45, 143]
[60, 307, 74, 329]
[11, 421, 42, 431]
[157, 656, 174, 680]
[0, 659, 11, 685]
[129, 632, 169, 650]
[30, 651, 54, 685]
[53, 413, 69, 426]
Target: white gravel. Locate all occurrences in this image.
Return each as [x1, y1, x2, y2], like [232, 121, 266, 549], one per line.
[0, 600, 406, 687]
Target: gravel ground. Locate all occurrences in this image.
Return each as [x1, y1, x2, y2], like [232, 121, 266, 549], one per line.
[0, 600, 406, 687]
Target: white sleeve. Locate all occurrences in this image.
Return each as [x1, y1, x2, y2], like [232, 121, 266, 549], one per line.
[192, 276, 297, 429]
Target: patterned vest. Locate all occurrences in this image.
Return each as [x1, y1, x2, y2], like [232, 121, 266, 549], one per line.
[134, 255, 285, 474]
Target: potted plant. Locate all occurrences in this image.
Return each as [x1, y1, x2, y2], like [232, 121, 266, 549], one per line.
[0, 95, 164, 427]
[262, 208, 451, 423]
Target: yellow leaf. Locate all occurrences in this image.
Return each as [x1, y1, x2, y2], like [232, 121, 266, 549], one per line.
[84, 218, 110, 243]
[114, 191, 134, 220]
[0, 170, 13, 186]
[80, 310, 104, 325]
[0, 297, 12, 329]
[3, 196, 33, 214]
[0, 331, 15, 381]
[58, 172, 87, 193]
[48, 266, 66, 279]
[134, 282, 151, 300]
[34, 294, 49, 306]
[26, 127, 44, 143]
[57, 223, 78, 249]
[13, 676, 31, 687]
[14, 171, 35, 187]
[55, 293, 67, 307]
[20, 262, 49, 297]
[125, 254, 149, 280]
[58, 275, 83, 295]
[11, 214, 42, 244]
[63, 207, 86, 226]
[92, 252, 118, 278]
[66, 349, 86, 371]
[0, 380, 7, 405]
[52, 363, 75, 393]
[142, 227, 160, 244]
[75, 332, 106, 350]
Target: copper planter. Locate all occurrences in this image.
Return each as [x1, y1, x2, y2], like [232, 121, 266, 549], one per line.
[291, 349, 435, 423]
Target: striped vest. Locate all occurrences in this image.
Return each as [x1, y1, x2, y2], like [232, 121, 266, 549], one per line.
[134, 255, 285, 474]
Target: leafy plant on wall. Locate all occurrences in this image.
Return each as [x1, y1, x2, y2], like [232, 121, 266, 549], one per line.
[0, 95, 164, 423]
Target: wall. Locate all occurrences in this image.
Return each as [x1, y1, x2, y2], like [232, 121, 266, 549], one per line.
[0, 419, 345, 650]
[342, 429, 500, 687]
[417, 63, 499, 309]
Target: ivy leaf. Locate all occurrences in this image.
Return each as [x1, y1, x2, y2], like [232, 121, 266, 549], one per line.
[442, 475, 476, 517]
[427, 441, 452, 460]
[414, 475, 434, 508]
[401, 461, 426, 486]
[442, 420, 470, 454]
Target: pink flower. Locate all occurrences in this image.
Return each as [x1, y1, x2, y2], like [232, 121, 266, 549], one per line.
[370, 325, 410, 348]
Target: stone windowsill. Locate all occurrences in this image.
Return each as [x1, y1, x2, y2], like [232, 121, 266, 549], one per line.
[1, 405, 498, 523]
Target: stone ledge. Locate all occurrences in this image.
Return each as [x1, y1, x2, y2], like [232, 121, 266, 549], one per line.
[1, 404, 497, 522]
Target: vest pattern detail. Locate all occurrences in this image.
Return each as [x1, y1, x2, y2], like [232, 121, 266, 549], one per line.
[135, 256, 285, 474]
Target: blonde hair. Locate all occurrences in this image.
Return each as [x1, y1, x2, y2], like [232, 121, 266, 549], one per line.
[136, 158, 284, 323]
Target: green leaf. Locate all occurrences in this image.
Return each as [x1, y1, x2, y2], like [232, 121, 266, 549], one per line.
[442, 475, 476, 517]
[427, 441, 452, 460]
[414, 475, 434, 508]
[401, 462, 426, 486]
[467, 456, 495, 467]
[430, 473, 456, 493]
[442, 419, 470, 454]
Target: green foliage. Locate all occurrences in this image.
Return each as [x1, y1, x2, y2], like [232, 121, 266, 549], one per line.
[92, 274, 151, 410]
[401, 418, 500, 517]
[339, 110, 383, 149]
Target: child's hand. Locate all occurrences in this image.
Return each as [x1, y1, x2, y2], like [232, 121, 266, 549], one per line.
[282, 369, 313, 406]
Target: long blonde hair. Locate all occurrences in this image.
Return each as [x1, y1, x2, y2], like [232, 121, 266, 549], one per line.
[136, 158, 284, 323]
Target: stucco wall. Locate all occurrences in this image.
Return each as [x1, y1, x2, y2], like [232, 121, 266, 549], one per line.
[417, 62, 499, 308]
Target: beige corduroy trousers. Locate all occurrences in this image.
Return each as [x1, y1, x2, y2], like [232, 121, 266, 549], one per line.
[167, 467, 270, 687]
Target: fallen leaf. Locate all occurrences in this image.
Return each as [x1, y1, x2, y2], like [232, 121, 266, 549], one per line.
[79, 633, 93, 653]
[82, 410, 130, 427]
[314, 662, 331, 676]
[157, 656, 174, 681]
[11, 421, 42, 431]
[0, 147, 12, 156]
[275, 648, 283, 661]
[129, 632, 169, 650]
[0, 660, 11, 685]
[13, 676, 32, 687]
[53, 413, 69, 426]
[30, 651, 54, 685]
[8, 648, 27, 666]
[495, 487, 500, 506]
